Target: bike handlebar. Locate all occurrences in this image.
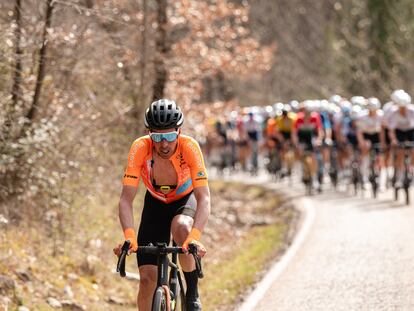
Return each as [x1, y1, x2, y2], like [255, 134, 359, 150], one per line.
[116, 241, 204, 279]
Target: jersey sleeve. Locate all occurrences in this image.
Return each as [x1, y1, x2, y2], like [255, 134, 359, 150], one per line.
[184, 138, 208, 188]
[122, 137, 149, 187]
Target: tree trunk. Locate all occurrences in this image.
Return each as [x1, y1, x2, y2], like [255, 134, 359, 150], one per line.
[26, 0, 54, 123]
[4, 0, 23, 141]
[139, 0, 148, 107]
[11, 0, 22, 109]
[152, 0, 169, 101]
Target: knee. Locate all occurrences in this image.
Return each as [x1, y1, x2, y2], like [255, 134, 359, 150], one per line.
[173, 218, 192, 244]
[139, 269, 157, 289]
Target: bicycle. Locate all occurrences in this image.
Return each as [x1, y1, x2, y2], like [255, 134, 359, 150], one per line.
[328, 143, 339, 189]
[394, 142, 414, 205]
[266, 142, 282, 180]
[299, 143, 314, 195]
[349, 148, 363, 195]
[368, 143, 383, 199]
[117, 241, 203, 311]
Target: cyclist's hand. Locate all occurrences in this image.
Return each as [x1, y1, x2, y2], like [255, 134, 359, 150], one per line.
[182, 228, 206, 257]
[391, 139, 398, 147]
[123, 228, 138, 254]
[189, 241, 207, 258]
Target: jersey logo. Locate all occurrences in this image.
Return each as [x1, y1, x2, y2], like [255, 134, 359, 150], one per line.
[197, 171, 206, 177]
[176, 179, 192, 195]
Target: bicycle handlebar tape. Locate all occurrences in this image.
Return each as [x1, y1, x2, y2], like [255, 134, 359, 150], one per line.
[183, 228, 202, 250]
[123, 228, 138, 252]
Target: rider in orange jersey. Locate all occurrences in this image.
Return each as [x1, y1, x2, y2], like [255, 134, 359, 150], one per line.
[115, 99, 211, 311]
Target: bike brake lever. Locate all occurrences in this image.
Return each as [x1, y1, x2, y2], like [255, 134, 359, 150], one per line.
[188, 243, 204, 279]
[116, 240, 131, 277]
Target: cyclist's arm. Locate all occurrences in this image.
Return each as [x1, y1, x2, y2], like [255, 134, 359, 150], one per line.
[119, 185, 138, 231]
[379, 127, 386, 147]
[356, 128, 364, 147]
[192, 186, 211, 233]
[389, 128, 398, 145]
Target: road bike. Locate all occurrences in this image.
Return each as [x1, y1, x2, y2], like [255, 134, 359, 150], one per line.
[328, 143, 339, 189]
[266, 143, 282, 180]
[117, 241, 203, 311]
[394, 142, 414, 205]
[349, 148, 363, 195]
[368, 143, 383, 198]
[299, 143, 314, 195]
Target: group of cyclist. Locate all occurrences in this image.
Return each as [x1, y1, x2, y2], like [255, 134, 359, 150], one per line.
[115, 90, 413, 310]
[206, 89, 413, 193]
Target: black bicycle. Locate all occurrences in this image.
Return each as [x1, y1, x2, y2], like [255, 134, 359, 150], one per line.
[368, 144, 383, 199]
[117, 241, 203, 311]
[328, 143, 339, 189]
[349, 148, 363, 195]
[394, 142, 414, 205]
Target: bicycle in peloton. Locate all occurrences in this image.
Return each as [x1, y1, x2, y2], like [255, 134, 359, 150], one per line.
[328, 143, 339, 189]
[117, 241, 203, 311]
[348, 147, 364, 195]
[266, 142, 283, 180]
[299, 143, 315, 195]
[394, 142, 414, 205]
[368, 143, 383, 199]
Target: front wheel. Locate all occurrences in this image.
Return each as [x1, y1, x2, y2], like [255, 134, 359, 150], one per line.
[152, 287, 168, 311]
[404, 187, 410, 205]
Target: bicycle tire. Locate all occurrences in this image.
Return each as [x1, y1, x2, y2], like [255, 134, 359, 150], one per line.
[394, 187, 399, 201]
[152, 287, 168, 311]
[405, 187, 410, 205]
[174, 281, 186, 311]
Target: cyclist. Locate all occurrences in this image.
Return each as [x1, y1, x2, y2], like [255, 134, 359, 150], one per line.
[333, 100, 354, 170]
[274, 104, 297, 176]
[356, 97, 384, 185]
[292, 101, 324, 189]
[244, 110, 262, 174]
[115, 99, 210, 311]
[388, 90, 414, 188]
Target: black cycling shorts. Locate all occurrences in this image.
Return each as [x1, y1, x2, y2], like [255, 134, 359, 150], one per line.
[137, 191, 197, 267]
[395, 129, 414, 143]
[346, 133, 358, 148]
[280, 131, 292, 141]
[362, 132, 380, 145]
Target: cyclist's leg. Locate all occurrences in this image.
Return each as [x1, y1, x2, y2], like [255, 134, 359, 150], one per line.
[394, 130, 407, 186]
[170, 192, 202, 310]
[137, 192, 174, 310]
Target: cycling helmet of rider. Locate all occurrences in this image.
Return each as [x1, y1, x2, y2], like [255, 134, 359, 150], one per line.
[144, 99, 184, 130]
[350, 96, 366, 107]
[329, 94, 342, 105]
[392, 90, 411, 108]
[366, 97, 381, 111]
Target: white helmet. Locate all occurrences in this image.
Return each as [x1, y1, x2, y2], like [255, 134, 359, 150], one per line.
[351, 105, 363, 118]
[329, 94, 342, 105]
[366, 97, 381, 111]
[392, 90, 411, 107]
[390, 89, 406, 104]
[340, 100, 352, 113]
[350, 96, 366, 106]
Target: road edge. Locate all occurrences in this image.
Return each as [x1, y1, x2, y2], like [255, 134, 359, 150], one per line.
[237, 197, 315, 311]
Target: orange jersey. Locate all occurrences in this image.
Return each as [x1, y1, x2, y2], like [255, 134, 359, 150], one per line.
[123, 135, 208, 203]
[266, 118, 276, 137]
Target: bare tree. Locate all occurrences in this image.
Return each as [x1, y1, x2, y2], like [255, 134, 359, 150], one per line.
[152, 0, 169, 101]
[26, 0, 55, 123]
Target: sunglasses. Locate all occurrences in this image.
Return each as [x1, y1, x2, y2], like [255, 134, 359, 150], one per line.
[149, 131, 179, 143]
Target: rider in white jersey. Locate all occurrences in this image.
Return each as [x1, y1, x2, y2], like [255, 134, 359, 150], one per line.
[387, 90, 414, 187]
[356, 98, 384, 183]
